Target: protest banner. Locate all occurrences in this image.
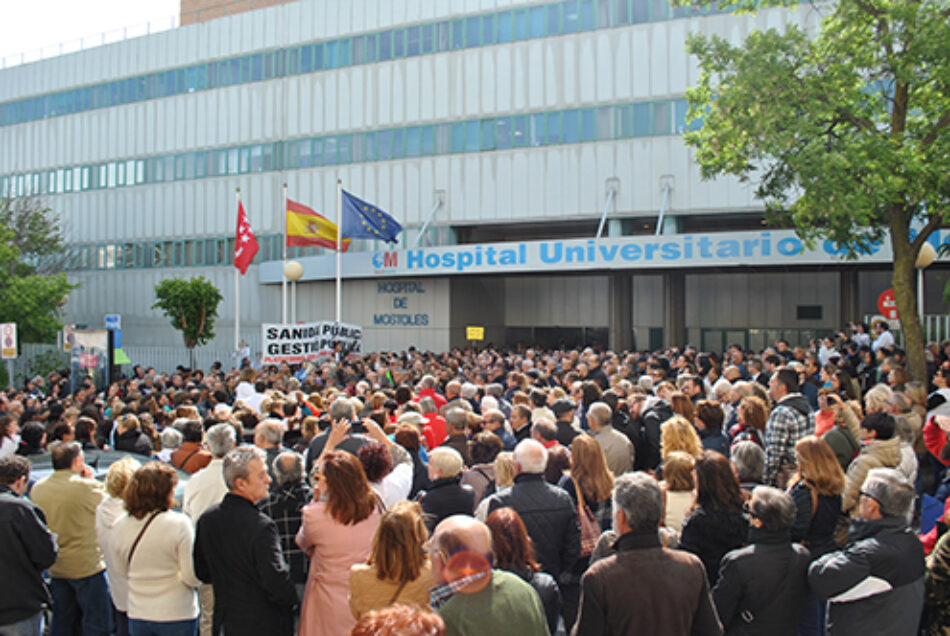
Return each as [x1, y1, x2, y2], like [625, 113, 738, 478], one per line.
[261, 321, 363, 364]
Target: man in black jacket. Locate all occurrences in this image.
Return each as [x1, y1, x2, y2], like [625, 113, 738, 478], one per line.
[628, 393, 674, 471]
[419, 447, 475, 533]
[486, 439, 580, 580]
[0, 455, 58, 634]
[713, 486, 810, 634]
[193, 446, 298, 636]
[809, 468, 925, 636]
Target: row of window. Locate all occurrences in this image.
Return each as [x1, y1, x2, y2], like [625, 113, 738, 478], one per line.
[64, 233, 301, 271]
[61, 226, 455, 271]
[0, 0, 724, 127]
[0, 98, 695, 198]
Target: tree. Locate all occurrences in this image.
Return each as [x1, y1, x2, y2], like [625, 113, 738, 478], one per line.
[677, 0, 950, 382]
[152, 276, 224, 369]
[0, 197, 76, 344]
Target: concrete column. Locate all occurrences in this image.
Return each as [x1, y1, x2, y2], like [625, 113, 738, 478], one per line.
[608, 272, 633, 351]
[664, 271, 686, 348]
[840, 268, 859, 324]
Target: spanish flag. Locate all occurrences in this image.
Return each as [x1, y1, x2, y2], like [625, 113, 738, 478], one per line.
[286, 199, 351, 251]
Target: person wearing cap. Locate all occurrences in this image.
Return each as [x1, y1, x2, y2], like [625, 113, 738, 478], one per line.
[428, 515, 548, 636]
[553, 398, 581, 447]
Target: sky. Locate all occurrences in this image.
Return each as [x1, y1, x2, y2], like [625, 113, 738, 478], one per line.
[0, 0, 180, 62]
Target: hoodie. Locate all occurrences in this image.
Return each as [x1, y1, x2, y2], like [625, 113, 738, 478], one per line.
[842, 436, 902, 516]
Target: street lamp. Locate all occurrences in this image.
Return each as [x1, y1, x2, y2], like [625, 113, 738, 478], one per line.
[284, 260, 304, 324]
[916, 242, 936, 327]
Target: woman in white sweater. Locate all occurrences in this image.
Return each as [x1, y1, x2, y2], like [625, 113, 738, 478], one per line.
[111, 462, 201, 635]
[95, 456, 140, 636]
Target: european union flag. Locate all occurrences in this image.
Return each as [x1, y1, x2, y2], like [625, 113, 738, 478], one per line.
[340, 189, 402, 243]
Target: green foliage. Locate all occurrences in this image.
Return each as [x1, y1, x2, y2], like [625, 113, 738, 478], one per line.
[0, 198, 76, 343]
[152, 277, 224, 350]
[676, 0, 950, 381]
[12, 347, 68, 388]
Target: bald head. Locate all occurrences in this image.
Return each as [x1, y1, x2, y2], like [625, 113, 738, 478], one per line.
[431, 515, 493, 583]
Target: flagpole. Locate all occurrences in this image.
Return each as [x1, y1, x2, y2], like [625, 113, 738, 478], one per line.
[336, 179, 342, 324]
[282, 182, 288, 324]
[235, 188, 241, 358]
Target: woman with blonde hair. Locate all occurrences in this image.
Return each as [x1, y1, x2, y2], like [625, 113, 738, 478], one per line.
[95, 456, 140, 636]
[660, 451, 696, 534]
[556, 434, 614, 626]
[474, 451, 515, 521]
[349, 501, 434, 620]
[660, 415, 704, 464]
[864, 383, 893, 414]
[787, 435, 846, 635]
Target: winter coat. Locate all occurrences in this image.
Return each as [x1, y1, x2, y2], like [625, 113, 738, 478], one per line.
[418, 476, 475, 533]
[114, 428, 152, 456]
[487, 473, 580, 579]
[713, 527, 811, 635]
[788, 480, 841, 558]
[510, 565, 561, 635]
[809, 516, 925, 636]
[572, 530, 723, 636]
[634, 398, 674, 471]
[842, 437, 902, 517]
[679, 506, 748, 584]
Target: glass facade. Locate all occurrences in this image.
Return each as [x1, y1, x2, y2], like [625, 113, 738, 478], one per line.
[0, 98, 698, 199]
[0, 0, 722, 127]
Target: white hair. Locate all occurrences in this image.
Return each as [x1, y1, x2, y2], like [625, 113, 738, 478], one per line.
[513, 439, 548, 474]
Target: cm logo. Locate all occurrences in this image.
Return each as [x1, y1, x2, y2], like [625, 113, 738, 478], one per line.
[372, 251, 398, 269]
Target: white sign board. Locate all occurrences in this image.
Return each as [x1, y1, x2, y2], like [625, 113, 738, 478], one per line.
[1, 323, 16, 359]
[261, 321, 362, 365]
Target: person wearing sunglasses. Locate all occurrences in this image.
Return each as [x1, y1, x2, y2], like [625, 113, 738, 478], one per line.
[808, 468, 924, 635]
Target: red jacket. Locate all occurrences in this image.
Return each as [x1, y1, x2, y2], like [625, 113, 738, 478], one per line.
[416, 387, 447, 411]
[423, 413, 448, 450]
[924, 416, 950, 466]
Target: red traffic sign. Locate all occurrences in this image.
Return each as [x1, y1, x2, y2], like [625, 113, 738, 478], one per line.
[878, 288, 898, 320]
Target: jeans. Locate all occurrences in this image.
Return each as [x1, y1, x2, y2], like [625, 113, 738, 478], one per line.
[0, 611, 44, 636]
[797, 589, 826, 636]
[50, 571, 112, 636]
[128, 618, 198, 636]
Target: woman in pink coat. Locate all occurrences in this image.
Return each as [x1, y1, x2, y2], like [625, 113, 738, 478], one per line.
[296, 449, 382, 636]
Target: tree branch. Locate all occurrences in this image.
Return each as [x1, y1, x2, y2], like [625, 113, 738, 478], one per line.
[911, 215, 941, 254]
[921, 110, 950, 147]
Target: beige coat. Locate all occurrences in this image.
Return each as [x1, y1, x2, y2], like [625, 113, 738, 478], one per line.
[348, 561, 435, 619]
[842, 437, 902, 517]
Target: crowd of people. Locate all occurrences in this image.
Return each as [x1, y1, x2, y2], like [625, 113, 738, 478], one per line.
[2, 318, 950, 635]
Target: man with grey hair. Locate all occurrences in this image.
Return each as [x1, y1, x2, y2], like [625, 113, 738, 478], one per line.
[712, 486, 810, 632]
[254, 419, 290, 490]
[808, 468, 924, 635]
[304, 396, 370, 474]
[193, 446, 298, 636]
[586, 401, 634, 476]
[183, 422, 235, 636]
[259, 452, 311, 595]
[572, 472, 722, 636]
[440, 407, 473, 466]
[486, 439, 579, 582]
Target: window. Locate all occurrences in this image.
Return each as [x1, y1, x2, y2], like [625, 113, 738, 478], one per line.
[393, 30, 405, 57]
[407, 27, 420, 56]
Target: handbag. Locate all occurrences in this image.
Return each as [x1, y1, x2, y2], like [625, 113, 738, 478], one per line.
[574, 479, 602, 557]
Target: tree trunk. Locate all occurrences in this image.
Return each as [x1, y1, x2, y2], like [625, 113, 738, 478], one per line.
[189, 346, 196, 371]
[890, 213, 927, 383]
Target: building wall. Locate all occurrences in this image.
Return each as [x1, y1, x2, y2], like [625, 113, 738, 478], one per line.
[0, 0, 835, 353]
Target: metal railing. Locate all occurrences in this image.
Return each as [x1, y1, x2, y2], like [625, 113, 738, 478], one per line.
[1, 0, 295, 69]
